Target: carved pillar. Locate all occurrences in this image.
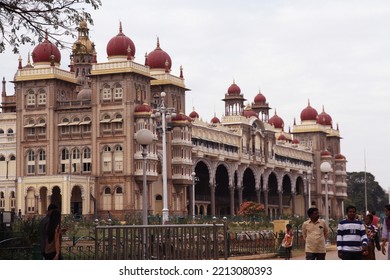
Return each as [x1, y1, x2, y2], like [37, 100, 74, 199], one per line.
[278, 190, 283, 218]
[210, 185, 216, 217]
[237, 185, 243, 208]
[291, 191, 296, 216]
[264, 188, 269, 217]
[256, 188, 261, 204]
[229, 185, 235, 216]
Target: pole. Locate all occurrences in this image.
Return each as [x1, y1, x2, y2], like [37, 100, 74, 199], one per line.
[192, 173, 196, 219]
[161, 100, 169, 224]
[364, 149, 367, 214]
[141, 145, 148, 259]
[324, 173, 329, 244]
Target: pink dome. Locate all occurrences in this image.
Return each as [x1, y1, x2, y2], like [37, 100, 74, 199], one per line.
[134, 103, 152, 114]
[32, 34, 61, 64]
[227, 81, 241, 95]
[292, 138, 299, 144]
[268, 111, 284, 129]
[172, 112, 192, 122]
[254, 91, 266, 104]
[335, 153, 346, 160]
[300, 101, 318, 121]
[106, 23, 136, 58]
[77, 88, 92, 100]
[320, 150, 332, 157]
[146, 38, 172, 70]
[189, 110, 199, 119]
[243, 106, 258, 118]
[211, 116, 220, 124]
[317, 107, 332, 126]
[278, 134, 286, 141]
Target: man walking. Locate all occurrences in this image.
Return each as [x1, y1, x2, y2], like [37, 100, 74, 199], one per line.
[337, 205, 368, 260]
[302, 207, 329, 260]
[39, 204, 58, 259]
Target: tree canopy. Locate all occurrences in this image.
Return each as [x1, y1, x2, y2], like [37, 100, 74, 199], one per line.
[0, 0, 102, 53]
[346, 171, 388, 214]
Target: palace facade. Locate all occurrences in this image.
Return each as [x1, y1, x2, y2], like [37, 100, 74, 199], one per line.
[0, 21, 347, 221]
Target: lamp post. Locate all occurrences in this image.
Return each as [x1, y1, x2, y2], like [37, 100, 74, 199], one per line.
[320, 161, 332, 240]
[152, 91, 176, 224]
[306, 169, 312, 207]
[191, 172, 199, 219]
[135, 128, 154, 259]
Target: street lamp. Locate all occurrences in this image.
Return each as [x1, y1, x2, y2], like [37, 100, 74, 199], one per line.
[152, 91, 176, 224]
[306, 169, 312, 207]
[191, 172, 199, 219]
[135, 128, 154, 260]
[320, 161, 332, 238]
[135, 128, 154, 226]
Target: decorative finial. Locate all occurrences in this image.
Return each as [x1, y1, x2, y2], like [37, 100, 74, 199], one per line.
[180, 65, 184, 79]
[119, 21, 123, 33]
[156, 37, 160, 48]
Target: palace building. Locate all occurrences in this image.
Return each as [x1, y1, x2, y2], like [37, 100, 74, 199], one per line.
[0, 21, 347, 221]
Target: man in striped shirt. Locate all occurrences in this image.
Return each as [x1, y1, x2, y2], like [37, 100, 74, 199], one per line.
[337, 205, 368, 260]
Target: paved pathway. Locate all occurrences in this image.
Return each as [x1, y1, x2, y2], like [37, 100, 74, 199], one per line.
[272, 248, 388, 260]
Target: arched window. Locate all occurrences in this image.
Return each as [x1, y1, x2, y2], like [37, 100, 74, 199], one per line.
[114, 83, 123, 100]
[27, 150, 35, 174]
[0, 155, 5, 161]
[0, 129, 4, 134]
[102, 146, 112, 172]
[114, 145, 123, 172]
[114, 186, 123, 210]
[27, 90, 36, 106]
[38, 150, 46, 174]
[103, 186, 112, 211]
[7, 128, 13, 134]
[0, 191, 5, 209]
[102, 84, 111, 101]
[61, 149, 69, 160]
[37, 89, 46, 105]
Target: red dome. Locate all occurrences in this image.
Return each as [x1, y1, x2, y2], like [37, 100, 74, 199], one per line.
[317, 107, 332, 126]
[268, 111, 284, 129]
[254, 91, 266, 104]
[172, 112, 192, 122]
[77, 88, 92, 100]
[227, 81, 241, 95]
[32, 34, 61, 64]
[134, 103, 152, 114]
[300, 101, 318, 121]
[278, 134, 286, 141]
[335, 153, 346, 160]
[292, 138, 299, 144]
[243, 107, 258, 118]
[146, 38, 172, 70]
[189, 110, 199, 119]
[106, 23, 136, 58]
[320, 150, 332, 157]
[211, 116, 220, 124]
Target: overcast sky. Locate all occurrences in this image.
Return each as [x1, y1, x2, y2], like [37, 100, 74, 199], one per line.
[1, 0, 389, 192]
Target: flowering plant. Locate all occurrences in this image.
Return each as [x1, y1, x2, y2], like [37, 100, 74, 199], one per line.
[237, 201, 265, 217]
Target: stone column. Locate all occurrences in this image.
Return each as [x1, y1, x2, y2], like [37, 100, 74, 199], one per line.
[229, 185, 235, 216]
[210, 184, 216, 217]
[278, 190, 283, 218]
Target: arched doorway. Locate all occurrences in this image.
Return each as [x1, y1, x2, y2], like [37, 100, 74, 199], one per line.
[71, 186, 82, 216]
[215, 164, 230, 215]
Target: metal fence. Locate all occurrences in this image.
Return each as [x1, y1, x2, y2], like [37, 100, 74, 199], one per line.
[94, 223, 228, 260]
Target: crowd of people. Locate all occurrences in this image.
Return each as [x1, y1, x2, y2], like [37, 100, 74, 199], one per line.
[283, 204, 390, 260]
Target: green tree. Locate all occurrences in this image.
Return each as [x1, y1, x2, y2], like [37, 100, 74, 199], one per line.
[0, 0, 102, 53]
[346, 172, 387, 213]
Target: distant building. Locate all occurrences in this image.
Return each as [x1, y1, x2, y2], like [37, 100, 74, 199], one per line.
[0, 21, 347, 220]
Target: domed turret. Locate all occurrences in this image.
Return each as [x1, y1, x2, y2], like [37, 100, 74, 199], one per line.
[106, 22, 136, 60]
[31, 33, 61, 66]
[317, 106, 332, 126]
[320, 150, 332, 158]
[211, 115, 220, 124]
[134, 103, 152, 115]
[254, 91, 266, 104]
[335, 153, 346, 160]
[146, 38, 172, 72]
[72, 20, 95, 56]
[300, 100, 318, 122]
[171, 112, 192, 123]
[268, 110, 284, 129]
[227, 81, 241, 95]
[189, 108, 199, 119]
[243, 104, 258, 118]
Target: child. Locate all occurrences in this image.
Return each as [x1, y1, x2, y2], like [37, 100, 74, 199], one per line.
[282, 224, 294, 260]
